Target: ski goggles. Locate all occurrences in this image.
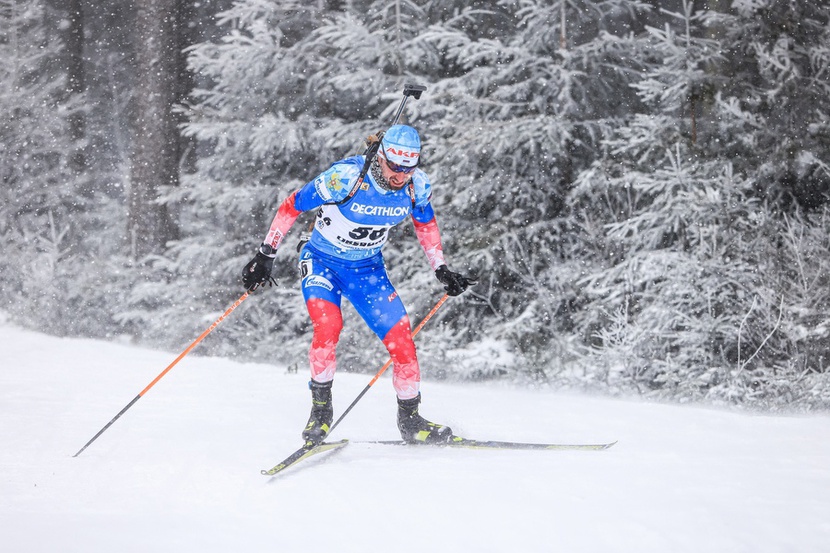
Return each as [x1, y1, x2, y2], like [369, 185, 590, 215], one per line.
[384, 158, 418, 174]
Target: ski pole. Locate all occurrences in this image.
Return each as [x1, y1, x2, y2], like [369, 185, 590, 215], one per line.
[327, 293, 449, 437]
[73, 291, 251, 457]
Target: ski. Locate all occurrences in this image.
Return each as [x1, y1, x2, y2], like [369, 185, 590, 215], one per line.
[260, 435, 612, 476]
[359, 436, 616, 451]
[261, 439, 349, 476]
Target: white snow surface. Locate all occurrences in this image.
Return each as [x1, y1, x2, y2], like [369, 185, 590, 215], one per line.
[2, 323, 830, 553]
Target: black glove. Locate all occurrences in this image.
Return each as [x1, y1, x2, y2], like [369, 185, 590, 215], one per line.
[435, 265, 477, 296]
[242, 245, 276, 291]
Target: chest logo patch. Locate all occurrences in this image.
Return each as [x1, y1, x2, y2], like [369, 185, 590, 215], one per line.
[349, 203, 409, 217]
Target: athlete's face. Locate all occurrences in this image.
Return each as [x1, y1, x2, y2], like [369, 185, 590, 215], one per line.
[379, 155, 415, 189]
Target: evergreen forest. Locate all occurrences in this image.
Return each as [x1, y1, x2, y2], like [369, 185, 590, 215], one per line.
[3, 0, 830, 409]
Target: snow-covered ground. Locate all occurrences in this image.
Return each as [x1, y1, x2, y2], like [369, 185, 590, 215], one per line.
[2, 322, 829, 553]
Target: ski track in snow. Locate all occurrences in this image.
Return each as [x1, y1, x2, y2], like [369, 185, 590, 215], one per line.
[1, 324, 829, 552]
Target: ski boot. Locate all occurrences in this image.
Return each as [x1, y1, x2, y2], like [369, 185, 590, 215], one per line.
[397, 394, 453, 444]
[302, 380, 333, 446]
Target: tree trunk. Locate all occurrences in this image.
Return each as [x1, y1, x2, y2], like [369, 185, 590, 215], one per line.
[128, 0, 180, 259]
[65, 0, 86, 174]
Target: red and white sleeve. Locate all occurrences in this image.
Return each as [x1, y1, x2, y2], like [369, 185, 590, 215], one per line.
[412, 216, 446, 271]
[263, 191, 302, 254]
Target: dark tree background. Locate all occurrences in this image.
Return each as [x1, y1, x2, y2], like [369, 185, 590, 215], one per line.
[3, 0, 829, 409]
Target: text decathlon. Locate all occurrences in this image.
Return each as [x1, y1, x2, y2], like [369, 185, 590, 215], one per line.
[349, 204, 409, 217]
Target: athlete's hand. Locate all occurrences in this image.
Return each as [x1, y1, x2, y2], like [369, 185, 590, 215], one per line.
[242, 245, 277, 291]
[435, 265, 477, 296]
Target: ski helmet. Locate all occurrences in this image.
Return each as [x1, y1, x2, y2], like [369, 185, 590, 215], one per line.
[381, 125, 421, 168]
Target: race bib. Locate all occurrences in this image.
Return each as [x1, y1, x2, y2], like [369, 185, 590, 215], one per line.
[314, 207, 391, 250]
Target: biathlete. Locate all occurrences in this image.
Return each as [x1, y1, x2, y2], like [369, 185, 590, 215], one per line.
[242, 125, 476, 445]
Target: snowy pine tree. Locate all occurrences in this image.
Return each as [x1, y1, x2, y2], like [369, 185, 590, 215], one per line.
[407, 0, 656, 379]
[568, 0, 830, 406]
[0, 0, 82, 333]
[104, 0, 830, 407]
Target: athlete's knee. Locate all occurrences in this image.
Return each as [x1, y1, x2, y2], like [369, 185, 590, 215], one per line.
[307, 298, 343, 343]
[307, 299, 342, 382]
[382, 316, 416, 359]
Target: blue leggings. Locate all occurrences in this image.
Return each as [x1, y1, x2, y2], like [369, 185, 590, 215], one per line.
[299, 246, 407, 339]
[298, 245, 420, 398]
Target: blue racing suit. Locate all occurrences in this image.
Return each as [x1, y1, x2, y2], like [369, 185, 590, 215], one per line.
[262, 156, 447, 399]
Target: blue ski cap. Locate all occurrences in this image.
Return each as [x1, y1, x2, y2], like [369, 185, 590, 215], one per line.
[382, 125, 421, 167]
